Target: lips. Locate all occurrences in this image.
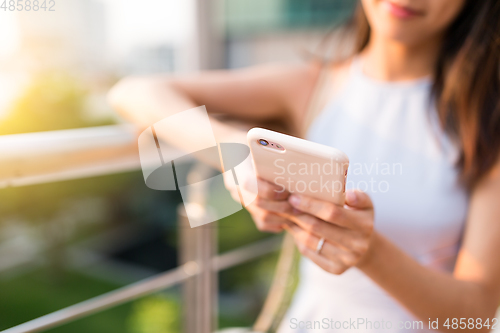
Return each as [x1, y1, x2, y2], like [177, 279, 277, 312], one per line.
[381, 1, 424, 19]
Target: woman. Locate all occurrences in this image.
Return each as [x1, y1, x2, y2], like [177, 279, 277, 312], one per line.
[109, 0, 500, 331]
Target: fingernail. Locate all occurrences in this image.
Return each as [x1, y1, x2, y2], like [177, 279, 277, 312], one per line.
[289, 195, 301, 206]
[346, 191, 357, 205]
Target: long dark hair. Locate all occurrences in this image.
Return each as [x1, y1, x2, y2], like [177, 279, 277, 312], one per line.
[350, 0, 500, 190]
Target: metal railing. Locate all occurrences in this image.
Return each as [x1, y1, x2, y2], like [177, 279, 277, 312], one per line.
[0, 125, 281, 333]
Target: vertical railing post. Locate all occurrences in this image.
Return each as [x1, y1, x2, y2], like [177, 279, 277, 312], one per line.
[178, 163, 218, 333]
[195, 0, 225, 70]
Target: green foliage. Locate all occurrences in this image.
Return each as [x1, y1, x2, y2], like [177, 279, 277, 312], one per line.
[0, 172, 136, 226]
[0, 268, 132, 333]
[127, 295, 181, 333]
[0, 72, 114, 135]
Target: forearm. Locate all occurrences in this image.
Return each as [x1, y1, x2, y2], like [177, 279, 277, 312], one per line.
[108, 76, 248, 170]
[358, 232, 497, 331]
[109, 76, 201, 127]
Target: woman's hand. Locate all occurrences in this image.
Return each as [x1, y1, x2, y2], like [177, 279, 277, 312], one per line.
[245, 177, 294, 233]
[283, 190, 375, 274]
[226, 175, 293, 233]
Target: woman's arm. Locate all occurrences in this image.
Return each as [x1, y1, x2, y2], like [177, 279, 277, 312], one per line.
[356, 162, 500, 330]
[255, 161, 500, 331]
[107, 63, 321, 143]
[107, 62, 321, 231]
[359, 164, 500, 324]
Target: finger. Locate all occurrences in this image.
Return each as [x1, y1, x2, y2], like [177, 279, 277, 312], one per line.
[284, 224, 348, 275]
[253, 216, 284, 233]
[247, 206, 285, 233]
[345, 190, 373, 210]
[228, 189, 240, 203]
[256, 177, 289, 201]
[288, 194, 350, 227]
[298, 242, 349, 275]
[240, 173, 258, 196]
[285, 223, 357, 268]
[287, 214, 353, 251]
[253, 197, 294, 216]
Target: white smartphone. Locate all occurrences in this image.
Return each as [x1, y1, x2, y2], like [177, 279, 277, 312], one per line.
[247, 128, 349, 206]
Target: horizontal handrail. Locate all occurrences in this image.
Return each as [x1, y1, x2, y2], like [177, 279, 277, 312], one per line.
[0, 125, 279, 333]
[0, 125, 138, 187]
[0, 125, 181, 188]
[0, 236, 282, 333]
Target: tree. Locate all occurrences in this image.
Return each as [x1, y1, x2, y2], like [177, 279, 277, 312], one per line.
[0, 71, 114, 135]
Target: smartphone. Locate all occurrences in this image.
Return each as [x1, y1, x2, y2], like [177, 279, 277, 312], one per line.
[247, 128, 349, 206]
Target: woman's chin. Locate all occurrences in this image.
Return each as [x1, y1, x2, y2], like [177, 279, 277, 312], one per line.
[376, 24, 431, 46]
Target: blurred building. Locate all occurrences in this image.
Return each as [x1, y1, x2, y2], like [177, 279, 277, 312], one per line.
[122, 44, 176, 75]
[16, 0, 107, 74]
[222, 0, 356, 68]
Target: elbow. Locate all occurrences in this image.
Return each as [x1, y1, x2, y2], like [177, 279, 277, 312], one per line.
[107, 75, 174, 125]
[456, 286, 499, 333]
[432, 282, 499, 333]
[107, 74, 184, 127]
[107, 76, 147, 112]
[478, 286, 500, 331]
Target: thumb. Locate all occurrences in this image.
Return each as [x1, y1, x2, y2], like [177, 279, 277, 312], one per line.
[345, 190, 373, 210]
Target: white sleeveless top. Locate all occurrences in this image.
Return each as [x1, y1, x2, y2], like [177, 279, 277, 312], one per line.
[278, 58, 469, 333]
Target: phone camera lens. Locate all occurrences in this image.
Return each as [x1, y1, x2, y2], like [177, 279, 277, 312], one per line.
[258, 139, 269, 146]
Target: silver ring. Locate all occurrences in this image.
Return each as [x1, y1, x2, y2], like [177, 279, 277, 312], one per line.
[316, 238, 325, 254]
